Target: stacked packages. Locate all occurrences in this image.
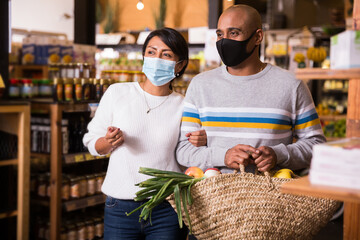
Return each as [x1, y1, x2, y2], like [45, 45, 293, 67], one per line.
[310, 138, 360, 190]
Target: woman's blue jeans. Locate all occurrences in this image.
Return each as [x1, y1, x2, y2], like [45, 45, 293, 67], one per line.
[104, 196, 188, 240]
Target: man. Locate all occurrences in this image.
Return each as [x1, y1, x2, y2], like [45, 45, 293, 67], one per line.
[176, 4, 325, 173]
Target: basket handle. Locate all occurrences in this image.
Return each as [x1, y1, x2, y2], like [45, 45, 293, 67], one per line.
[235, 164, 271, 177]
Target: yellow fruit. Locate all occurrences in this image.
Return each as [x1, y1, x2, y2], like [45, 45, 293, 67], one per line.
[185, 167, 204, 178]
[293, 53, 305, 63]
[273, 169, 294, 179]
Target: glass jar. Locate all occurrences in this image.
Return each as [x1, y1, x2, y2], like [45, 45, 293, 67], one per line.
[70, 176, 80, 199]
[49, 63, 61, 79]
[37, 174, 47, 198]
[64, 78, 74, 102]
[39, 79, 52, 98]
[9, 79, 21, 98]
[62, 119, 69, 154]
[82, 63, 90, 78]
[53, 77, 64, 102]
[95, 172, 105, 194]
[66, 222, 77, 240]
[46, 172, 51, 198]
[85, 219, 95, 240]
[62, 174, 70, 201]
[60, 63, 67, 78]
[78, 175, 87, 198]
[93, 217, 104, 239]
[32, 79, 40, 98]
[67, 63, 75, 78]
[81, 78, 91, 101]
[21, 79, 33, 99]
[74, 78, 82, 101]
[60, 225, 68, 240]
[93, 79, 101, 101]
[86, 174, 96, 196]
[76, 221, 87, 240]
[100, 79, 109, 97]
[74, 63, 81, 78]
[88, 78, 95, 100]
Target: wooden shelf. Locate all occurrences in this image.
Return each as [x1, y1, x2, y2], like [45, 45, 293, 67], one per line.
[295, 68, 360, 80]
[31, 101, 94, 114]
[64, 194, 106, 212]
[63, 152, 109, 164]
[0, 210, 18, 219]
[0, 159, 18, 166]
[281, 176, 360, 204]
[0, 104, 30, 240]
[319, 115, 347, 121]
[32, 194, 106, 212]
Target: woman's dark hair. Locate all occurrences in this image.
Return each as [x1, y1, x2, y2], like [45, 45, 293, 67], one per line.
[142, 27, 189, 78]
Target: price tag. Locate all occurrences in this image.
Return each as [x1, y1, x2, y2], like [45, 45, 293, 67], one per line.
[85, 153, 93, 161]
[75, 154, 84, 163]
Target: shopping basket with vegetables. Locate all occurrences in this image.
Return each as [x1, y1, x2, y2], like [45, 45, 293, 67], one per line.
[127, 166, 339, 240]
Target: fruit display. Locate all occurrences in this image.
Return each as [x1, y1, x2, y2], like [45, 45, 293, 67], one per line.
[307, 47, 327, 63]
[322, 118, 346, 138]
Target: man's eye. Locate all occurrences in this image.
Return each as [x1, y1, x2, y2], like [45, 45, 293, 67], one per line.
[217, 33, 223, 38]
[230, 31, 238, 36]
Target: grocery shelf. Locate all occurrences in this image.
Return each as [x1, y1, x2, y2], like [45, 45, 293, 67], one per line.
[0, 210, 18, 219]
[31, 101, 93, 114]
[295, 68, 360, 80]
[32, 194, 106, 211]
[64, 194, 106, 212]
[319, 115, 347, 121]
[326, 137, 345, 142]
[0, 159, 18, 166]
[63, 152, 109, 164]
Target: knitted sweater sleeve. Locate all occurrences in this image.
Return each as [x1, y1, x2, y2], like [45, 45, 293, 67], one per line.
[272, 80, 326, 170]
[176, 80, 228, 170]
[83, 86, 114, 156]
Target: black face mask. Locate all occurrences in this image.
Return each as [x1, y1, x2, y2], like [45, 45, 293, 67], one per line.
[216, 30, 258, 67]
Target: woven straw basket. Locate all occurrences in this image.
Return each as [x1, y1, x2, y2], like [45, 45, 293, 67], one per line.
[168, 167, 339, 240]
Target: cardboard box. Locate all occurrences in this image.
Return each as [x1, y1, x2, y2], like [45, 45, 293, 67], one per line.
[309, 138, 360, 189]
[330, 30, 360, 69]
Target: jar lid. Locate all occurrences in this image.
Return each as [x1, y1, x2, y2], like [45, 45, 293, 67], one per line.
[41, 79, 51, 84]
[93, 79, 100, 84]
[53, 78, 63, 84]
[81, 78, 89, 85]
[63, 78, 74, 84]
[100, 79, 109, 85]
[73, 78, 81, 84]
[10, 79, 18, 84]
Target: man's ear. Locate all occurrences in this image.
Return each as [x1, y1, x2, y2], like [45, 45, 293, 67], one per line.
[255, 29, 263, 45]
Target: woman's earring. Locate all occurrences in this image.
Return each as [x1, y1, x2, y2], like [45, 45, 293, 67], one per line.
[175, 72, 180, 77]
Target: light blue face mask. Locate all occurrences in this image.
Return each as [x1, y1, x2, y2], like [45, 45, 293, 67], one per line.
[142, 57, 178, 86]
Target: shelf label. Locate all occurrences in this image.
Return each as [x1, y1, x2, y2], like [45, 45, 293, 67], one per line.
[85, 153, 93, 161]
[75, 154, 84, 162]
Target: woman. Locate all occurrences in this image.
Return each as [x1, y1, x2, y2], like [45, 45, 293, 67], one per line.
[83, 28, 207, 240]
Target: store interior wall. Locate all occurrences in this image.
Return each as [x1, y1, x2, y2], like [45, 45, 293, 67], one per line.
[97, 0, 208, 33]
[11, 0, 74, 40]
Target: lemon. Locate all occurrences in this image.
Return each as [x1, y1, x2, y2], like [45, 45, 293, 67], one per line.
[273, 169, 294, 179]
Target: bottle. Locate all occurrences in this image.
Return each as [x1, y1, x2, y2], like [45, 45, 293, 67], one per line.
[93, 79, 101, 101]
[62, 119, 69, 154]
[81, 78, 91, 101]
[74, 78, 82, 101]
[100, 79, 109, 97]
[21, 79, 33, 99]
[53, 77, 64, 102]
[39, 79, 52, 98]
[9, 79, 21, 98]
[64, 78, 74, 102]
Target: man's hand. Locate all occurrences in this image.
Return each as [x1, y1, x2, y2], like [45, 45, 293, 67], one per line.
[253, 146, 277, 172]
[186, 130, 207, 147]
[105, 126, 124, 150]
[224, 144, 260, 169]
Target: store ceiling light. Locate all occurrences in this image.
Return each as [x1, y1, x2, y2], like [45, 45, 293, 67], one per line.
[137, 0, 144, 10]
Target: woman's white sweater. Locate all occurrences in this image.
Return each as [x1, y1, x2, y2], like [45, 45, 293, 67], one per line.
[83, 82, 184, 199]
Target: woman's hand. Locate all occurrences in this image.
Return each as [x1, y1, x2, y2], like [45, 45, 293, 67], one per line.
[105, 127, 124, 149]
[95, 126, 124, 155]
[185, 130, 207, 147]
